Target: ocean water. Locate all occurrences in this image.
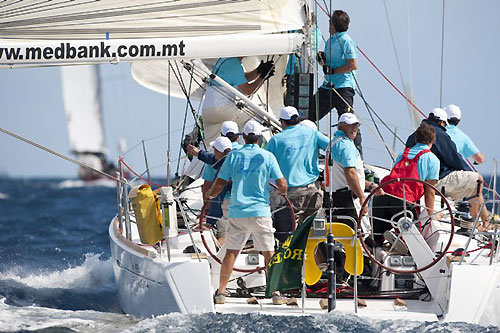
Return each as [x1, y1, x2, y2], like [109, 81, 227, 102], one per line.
[0, 177, 499, 333]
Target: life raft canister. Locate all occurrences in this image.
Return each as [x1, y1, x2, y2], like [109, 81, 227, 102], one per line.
[381, 147, 430, 203]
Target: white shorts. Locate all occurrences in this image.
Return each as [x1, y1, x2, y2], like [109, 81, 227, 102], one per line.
[216, 198, 230, 238]
[225, 216, 275, 251]
[437, 170, 479, 201]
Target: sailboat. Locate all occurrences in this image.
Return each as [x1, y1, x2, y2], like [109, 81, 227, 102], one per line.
[60, 65, 116, 181]
[1, 0, 499, 326]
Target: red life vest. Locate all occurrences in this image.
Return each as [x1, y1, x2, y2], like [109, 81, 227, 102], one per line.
[381, 148, 430, 203]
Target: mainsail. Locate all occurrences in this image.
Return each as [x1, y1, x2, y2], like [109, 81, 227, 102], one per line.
[0, 0, 306, 66]
[61, 65, 105, 156]
[60, 64, 113, 180]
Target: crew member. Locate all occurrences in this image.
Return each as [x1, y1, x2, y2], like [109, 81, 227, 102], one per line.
[328, 113, 379, 227]
[406, 108, 490, 231]
[444, 104, 485, 164]
[309, 10, 362, 154]
[208, 120, 287, 304]
[188, 121, 243, 244]
[266, 106, 329, 224]
[202, 57, 275, 144]
[372, 123, 440, 246]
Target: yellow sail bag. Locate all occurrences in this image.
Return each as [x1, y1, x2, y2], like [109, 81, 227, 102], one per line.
[129, 184, 163, 244]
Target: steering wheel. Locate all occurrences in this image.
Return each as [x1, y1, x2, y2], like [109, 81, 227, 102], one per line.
[358, 177, 455, 274]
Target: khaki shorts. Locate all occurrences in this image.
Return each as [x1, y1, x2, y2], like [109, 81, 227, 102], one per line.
[225, 216, 275, 251]
[437, 171, 479, 201]
[217, 198, 230, 238]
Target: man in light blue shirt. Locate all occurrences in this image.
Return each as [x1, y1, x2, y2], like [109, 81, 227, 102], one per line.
[308, 10, 362, 155]
[372, 123, 440, 247]
[201, 57, 275, 144]
[208, 120, 287, 304]
[266, 106, 329, 223]
[329, 113, 376, 225]
[444, 104, 485, 164]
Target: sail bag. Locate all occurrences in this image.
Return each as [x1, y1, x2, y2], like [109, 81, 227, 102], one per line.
[129, 185, 163, 244]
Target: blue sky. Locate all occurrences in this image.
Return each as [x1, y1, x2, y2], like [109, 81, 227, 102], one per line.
[0, 0, 499, 179]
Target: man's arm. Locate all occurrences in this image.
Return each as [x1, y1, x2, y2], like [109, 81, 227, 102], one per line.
[275, 177, 288, 196]
[208, 178, 228, 199]
[237, 77, 265, 95]
[471, 152, 485, 164]
[333, 58, 358, 74]
[423, 179, 438, 218]
[344, 167, 367, 216]
[202, 180, 213, 201]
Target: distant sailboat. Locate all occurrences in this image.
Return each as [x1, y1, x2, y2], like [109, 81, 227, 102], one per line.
[60, 65, 116, 181]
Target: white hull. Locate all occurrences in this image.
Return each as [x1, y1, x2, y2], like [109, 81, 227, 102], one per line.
[109, 214, 500, 326]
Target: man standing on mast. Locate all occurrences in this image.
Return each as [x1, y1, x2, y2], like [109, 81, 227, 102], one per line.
[309, 9, 362, 154]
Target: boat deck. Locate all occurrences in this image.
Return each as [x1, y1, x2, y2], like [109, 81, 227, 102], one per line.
[215, 296, 440, 321]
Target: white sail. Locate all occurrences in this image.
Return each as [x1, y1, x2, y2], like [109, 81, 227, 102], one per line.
[60, 65, 106, 155]
[0, 0, 306, 66]
[0, 0, 305, 40]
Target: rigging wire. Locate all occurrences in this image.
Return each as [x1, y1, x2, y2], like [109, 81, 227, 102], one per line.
[0, 126, 125, 184]
[439, 0, 446, 107]
[383, 0, 416, 129]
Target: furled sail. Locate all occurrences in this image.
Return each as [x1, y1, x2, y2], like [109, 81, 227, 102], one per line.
[60, 65, 106, 155]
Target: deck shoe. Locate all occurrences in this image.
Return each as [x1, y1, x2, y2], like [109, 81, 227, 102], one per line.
[271, 294, 287, 305]
[214, 292, 226, 304]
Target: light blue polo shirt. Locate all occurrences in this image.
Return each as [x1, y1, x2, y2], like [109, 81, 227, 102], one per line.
[202, 164, 217, 182]
[210, 57, 248, 87]
[321, 32, 357, 89]
[445, 125, 479, 159]
[394, 143, 440, 181]
[217, 144, 283, 218]
[331, 130, 358, 167]
[266, 125, 329, 188]
[201, 141, 243, 183]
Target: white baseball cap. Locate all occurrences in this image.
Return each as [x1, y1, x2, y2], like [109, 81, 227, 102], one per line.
[221, 121, 240, 136]
[444, 104, 461, 120]
[300, 119, 318, 130]
[338, 113, 359, 125]
[429, 108, 448, 122]
[243, 120, 262, 136]
[279, 106, 299, 120]
[212, 136, 232, 153]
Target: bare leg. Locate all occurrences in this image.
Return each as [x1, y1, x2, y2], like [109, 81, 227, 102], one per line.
[469, 174, 491, 228]
[262, 250, 275, 267]
[218, 236, 225, 245]
[218, 249, 239, 294]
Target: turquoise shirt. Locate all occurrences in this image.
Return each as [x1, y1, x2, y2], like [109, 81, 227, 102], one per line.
[202, 164, 217, 182]
[445, 125, 479, 159]
[201, 141, 243, 183]
[322, 32, 357, 89]
[217, 144, 283, 218]
[394, 143, 440, 181]
[210, 57, 247, 87]
[266, 125, 329, 188]
[331, 130, 358, 167]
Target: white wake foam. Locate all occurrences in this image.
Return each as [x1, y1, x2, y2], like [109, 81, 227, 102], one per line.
[58, 179, 116, 189]
[0, 298, 138, 332]
[0, 192, 8, 199]
[1, 253, 114, 289]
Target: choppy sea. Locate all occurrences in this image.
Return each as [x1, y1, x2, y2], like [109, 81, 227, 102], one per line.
[0, 177, 499, 333]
